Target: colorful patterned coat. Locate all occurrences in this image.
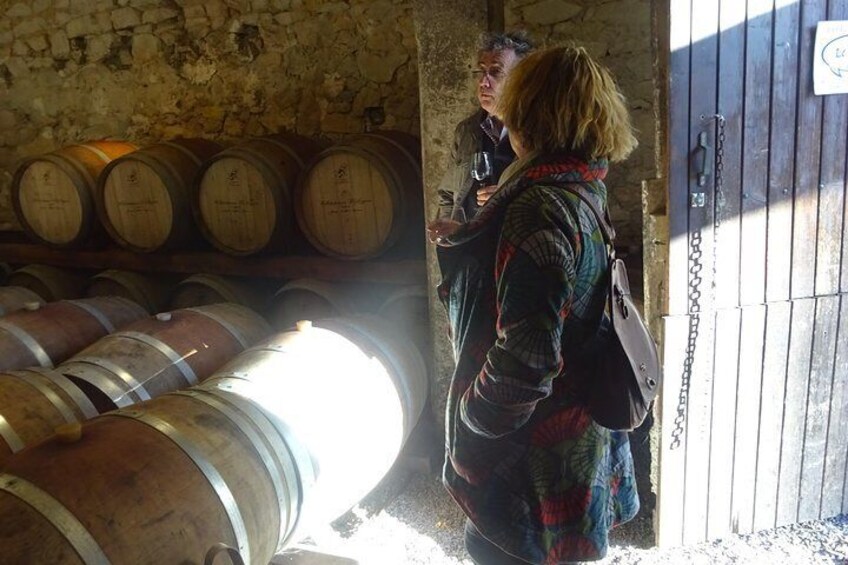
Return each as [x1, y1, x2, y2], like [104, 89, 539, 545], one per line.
[436, 154, 639, 564]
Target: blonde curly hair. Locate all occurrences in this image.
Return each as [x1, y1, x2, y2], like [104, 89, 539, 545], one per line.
[497, 45, 637, 162]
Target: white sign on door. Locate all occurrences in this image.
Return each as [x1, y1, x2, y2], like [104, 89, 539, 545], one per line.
[814, 20, 848, 96]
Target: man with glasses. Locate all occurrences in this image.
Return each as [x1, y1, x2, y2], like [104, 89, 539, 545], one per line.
[428, 32, 534, 242]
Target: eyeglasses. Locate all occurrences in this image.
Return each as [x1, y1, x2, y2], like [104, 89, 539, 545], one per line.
[471, 67, 505, 81]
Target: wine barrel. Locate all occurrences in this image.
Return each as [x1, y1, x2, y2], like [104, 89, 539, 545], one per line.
[0, 392, 287, 564]
[0, 368, 97, 464]
[0, 286, 44, 316]
[0, 296, 147, 371]
[194, 133, 324, 255]
[96, 138, 223, 252]
[268, 278, 357, 331]
[168, 273, 264, 311]
[7, 264, 88, 301]
[295, 131, 424, 260]
[85, 269, 173, 314]
[0, 316, 426, 563]
[377, 285, 431, 359]
[59, 303, 271, 412]
[11, 140, 138, 248]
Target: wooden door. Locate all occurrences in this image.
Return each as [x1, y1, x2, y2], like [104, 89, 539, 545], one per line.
[659, 0, 848, 546]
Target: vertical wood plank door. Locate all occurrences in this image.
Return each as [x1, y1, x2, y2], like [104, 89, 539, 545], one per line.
[659, 0, 848, 546]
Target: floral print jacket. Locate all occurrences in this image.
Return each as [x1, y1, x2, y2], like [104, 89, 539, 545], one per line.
[437, 153, 639, 564]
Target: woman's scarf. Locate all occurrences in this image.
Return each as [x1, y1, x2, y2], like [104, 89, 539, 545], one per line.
[437, 153, 609, 247]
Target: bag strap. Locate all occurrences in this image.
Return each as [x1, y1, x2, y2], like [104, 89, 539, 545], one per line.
[561, 184, 617, 252]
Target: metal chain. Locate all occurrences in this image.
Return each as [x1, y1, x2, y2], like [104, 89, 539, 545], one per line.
[713, 115, 727, 238]
[670, 114, 725, 451]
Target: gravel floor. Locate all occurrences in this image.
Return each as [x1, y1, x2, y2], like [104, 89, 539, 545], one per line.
[279, 465, 848, 565]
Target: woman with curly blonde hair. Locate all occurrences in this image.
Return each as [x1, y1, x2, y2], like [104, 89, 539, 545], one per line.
[433, 46, 639, 564]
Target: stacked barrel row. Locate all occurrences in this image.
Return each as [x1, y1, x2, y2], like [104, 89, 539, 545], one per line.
[0, 265, 429, 353]
[12, 132, 424, 260]
[0, 315, 428, 563]
[0, 300, 271, 463]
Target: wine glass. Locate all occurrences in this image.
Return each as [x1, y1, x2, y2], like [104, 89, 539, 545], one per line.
[435, 203, 467, 224]
[430, 203, 466, 244]
[471, 151, 493, 182]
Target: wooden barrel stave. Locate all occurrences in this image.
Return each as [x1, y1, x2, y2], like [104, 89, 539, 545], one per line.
[12, 141, 138, 248]
[0, 286, 45, 317]
[85, 269, 174, 314]
[169, 273, 264, 311]
[59, 303, 271, 412]
[0, 368, 96, 464]
[377, 285, 431, 360]
[7, 264, 88, 302]
[0, 297, 147, 372]
[202, 315, 428, 533]
[0, 392, 286, 563]
[0, 316, 425, 563]
[295, 131, 423, 260]
[97, 138, 223, 252]
[195, 133, 324, 255]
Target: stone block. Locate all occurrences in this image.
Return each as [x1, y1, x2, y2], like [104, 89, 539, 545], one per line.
[204, 1, 229, 28]
[181, 57, 218, 85]
[274, 12, 307, 26]
[32, 0, 52, 13]
[131, 33, 160, 62]
[183, 5, 206, 20]
[66, 15, 98, 38]
[68, 1, 96, 15]
[7, 3, 32, 18]
[13, 17, 48, 37]
[0, 32, 13, 46]
[54, 12, 71, 26]
[0, 110, 17, 129]
[316, 1, 348, 14]
[111, 7, 141, 30]
[184, 18, 211, 37]
[87, 33, 114, 62]
[25, 35, 49, 53]
[522, 0, 582, 25]
[50, 29, 71, 59]
[12, 40, 30, 56]
[356, 50, 408, 84]
[142, 8, 180, 25]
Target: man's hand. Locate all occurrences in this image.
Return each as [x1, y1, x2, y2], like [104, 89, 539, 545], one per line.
[427, 219, 463, 245]
[476, 184, 498, 206]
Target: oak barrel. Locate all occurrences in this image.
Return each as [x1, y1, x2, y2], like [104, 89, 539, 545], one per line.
[268, 278, 357, 331]
[169, 273, 265, 311]
[96, 138, 223, 252]
[0, 316, 426, 563]
[85, 269, 173, 314]
[11, 140, 138, 248]
[0, 286, 45, 316]
[0, 392, 288, 564]
[0, 296, 147, 371]
[203, 315, 428, 531]
[295, 131, 424, 260]
[60, 303, 271, 412]
[377, 285, 431, 359]
[194, 133, 324, 255]
[0, 368, 97, 465]
[7, 264, 88, 301]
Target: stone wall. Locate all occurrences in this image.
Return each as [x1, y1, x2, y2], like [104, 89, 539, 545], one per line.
[506, 0, 656, 249]
[0, 0, 419, 228]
